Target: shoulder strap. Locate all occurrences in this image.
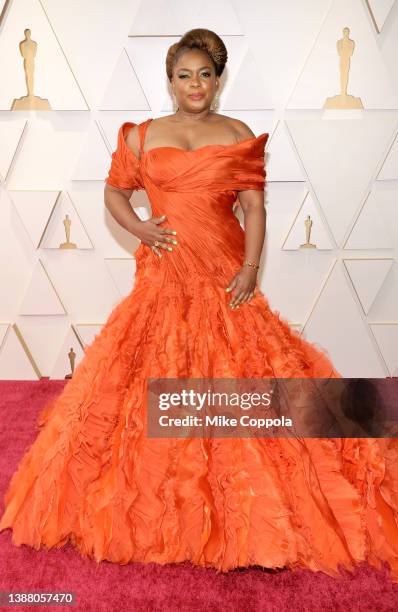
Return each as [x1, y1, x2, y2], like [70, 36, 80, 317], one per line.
[138, 118, 152, 157]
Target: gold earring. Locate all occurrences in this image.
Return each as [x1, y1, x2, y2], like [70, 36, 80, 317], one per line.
[172, 92, 179, 112]
[211, 91, 220, 111]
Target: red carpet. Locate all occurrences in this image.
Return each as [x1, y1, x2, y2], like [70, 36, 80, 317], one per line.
[0, 380, 397, 612]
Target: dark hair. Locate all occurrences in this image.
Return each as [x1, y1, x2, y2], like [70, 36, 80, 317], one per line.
[166, 28, 227, 81]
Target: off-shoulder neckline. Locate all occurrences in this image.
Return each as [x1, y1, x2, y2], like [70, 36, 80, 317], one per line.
[120, 119, 268, 160]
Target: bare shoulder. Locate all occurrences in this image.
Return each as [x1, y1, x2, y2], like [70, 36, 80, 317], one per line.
[124, 124, 140, 157]
[210, 113, 256, 141]
[150, 115, 173, 127]
[223, 115, 256, 140]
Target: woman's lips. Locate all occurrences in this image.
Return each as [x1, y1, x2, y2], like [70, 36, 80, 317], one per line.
[189, 94, 204, 100]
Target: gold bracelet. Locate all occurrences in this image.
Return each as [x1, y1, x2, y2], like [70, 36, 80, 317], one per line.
[243, 260, 259, 269]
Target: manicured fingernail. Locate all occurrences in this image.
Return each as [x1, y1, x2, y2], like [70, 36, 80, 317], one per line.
[171, 230, 177, 235]
[226, 287, 231, 292]
[167, 246, 172, 251]
[172, 240, 177, 245]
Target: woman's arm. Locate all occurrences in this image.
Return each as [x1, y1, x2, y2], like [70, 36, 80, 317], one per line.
[104, 124, 143, 234]
[104, 184, 178, 254]
[239, 189, 266, 268]
[104, 124, 178, 255]
[224, 118, 267, 308]
[226, 190, 266, 309]
[104, 184, 143, 235]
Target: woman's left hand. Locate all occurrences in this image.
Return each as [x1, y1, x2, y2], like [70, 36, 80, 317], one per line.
[226, 266, 258, 309]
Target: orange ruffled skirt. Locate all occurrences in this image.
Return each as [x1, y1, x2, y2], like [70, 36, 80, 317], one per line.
[1, 273, 398, 581]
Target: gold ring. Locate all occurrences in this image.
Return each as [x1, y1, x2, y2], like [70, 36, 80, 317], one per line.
[154, 240, 159, 247]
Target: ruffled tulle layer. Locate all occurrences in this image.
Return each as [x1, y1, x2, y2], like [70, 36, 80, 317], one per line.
[1, 276, 398, 581]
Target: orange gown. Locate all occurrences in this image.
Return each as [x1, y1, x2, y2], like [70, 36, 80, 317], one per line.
[1, 118, 398, 580]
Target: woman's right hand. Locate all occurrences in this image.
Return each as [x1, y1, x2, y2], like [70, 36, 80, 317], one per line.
[134, 214, 178, 258]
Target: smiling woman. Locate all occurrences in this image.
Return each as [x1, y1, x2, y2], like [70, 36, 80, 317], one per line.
[1, 27, 398, 584]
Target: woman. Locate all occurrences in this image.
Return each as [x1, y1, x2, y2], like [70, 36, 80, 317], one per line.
[1, 28, 398, 581]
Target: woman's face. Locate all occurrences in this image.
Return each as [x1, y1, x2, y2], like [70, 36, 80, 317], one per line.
[171, 49, 219, 112]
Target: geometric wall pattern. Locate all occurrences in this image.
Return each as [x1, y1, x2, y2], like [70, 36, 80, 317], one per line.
[1, 0, 398, 378]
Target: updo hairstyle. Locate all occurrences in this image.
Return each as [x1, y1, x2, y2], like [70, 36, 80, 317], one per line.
[166, 28, 227, 81]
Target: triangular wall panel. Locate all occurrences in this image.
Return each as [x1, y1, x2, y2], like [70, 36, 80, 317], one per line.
[40, 191, 93, 250]
[10, 190, 59, 248]
[266, 121, 305, 182]
[0, 120, 26, 181]
[0, 0, 88, 110]
[129, 0, 242, 36]
[287, 0, 398, 109]
[344, 187, 398, 250]
[72, 123, 115, 181]
[286, 116, 398, 246]
[303, 261, 387, 376]
[366, 0, 396, 33]
[0, 324, 41, 379]
[344, 258, 394, 315]
[50, 326, 85, 379]
[74, 324, 103, 348]
[100, 49, 150, 111]
[371, 324, 398, 376]
[283, 192, 334, 250]
[19, 259, 66, 315]
[377, 132, 398, 180]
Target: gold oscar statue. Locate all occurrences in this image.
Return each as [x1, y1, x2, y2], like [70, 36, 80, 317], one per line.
[324, 27, 364, 109]
[59, 214, 77, 249]
[300, 215, 317, 249]
[65, 347, 76, 379]
[11, 29, 51, 111]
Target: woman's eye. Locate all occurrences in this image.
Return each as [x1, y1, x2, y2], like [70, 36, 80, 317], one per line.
[178, 73, 211, 79]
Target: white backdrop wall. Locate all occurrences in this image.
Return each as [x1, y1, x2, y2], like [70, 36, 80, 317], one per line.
[0, 0, 398, 379]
